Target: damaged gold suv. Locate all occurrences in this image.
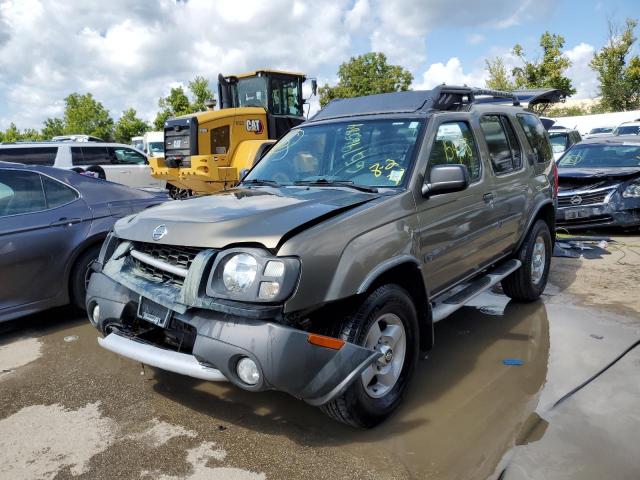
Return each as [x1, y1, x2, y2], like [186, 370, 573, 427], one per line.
[87, 87, 558, 428]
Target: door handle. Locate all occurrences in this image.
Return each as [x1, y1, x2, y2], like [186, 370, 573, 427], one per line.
[50, 217, 82, 227]
[483, 193, 494, 203]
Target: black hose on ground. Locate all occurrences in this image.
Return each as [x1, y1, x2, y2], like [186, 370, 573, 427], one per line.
[552, 338, 640, 409]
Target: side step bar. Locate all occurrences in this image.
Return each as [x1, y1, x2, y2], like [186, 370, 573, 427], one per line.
[431, 259, 521, 323]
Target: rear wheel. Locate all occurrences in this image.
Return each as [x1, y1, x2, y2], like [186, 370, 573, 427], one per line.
[320, 284, 419, 428]
[86, 166, 106, 180]
[502, 220, 552, 302]
[70, 245, 101, 310]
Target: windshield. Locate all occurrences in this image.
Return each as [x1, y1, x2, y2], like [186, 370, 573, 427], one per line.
[589, 127, 612, 134]
[236, 77, 268, 108]
[558, 143, 640, 169]
[614, 125, 640, 135]
[549, 133, 568, 153]
[244, 119, 424, 188]
[148, 142, 164, 154]
[132, 141, 144, 151]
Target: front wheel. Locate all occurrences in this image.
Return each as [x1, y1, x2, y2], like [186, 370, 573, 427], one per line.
[502, 220, 552, 302]
[70, 245, 101, 310]
[320, 284, 419, 428]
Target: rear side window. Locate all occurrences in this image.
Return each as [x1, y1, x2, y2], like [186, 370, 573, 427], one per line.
[109, 147, 146, 165]
[211, 126, 230, 154]
[72, 146, 110, 166]
[0, 170, 46, 216]
[42, 176, 78, 208]
[428, 121, 481, 181]
[480, 115, 522, 174]
[517, 114, 553, 163]
[0, 147, 58, 166]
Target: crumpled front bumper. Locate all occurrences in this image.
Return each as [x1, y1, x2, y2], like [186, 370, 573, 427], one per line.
[556, 195, 640, 229]
[86, 272, 379, 406]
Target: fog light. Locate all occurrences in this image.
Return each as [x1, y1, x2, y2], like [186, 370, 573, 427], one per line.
[258, 281, 280, 299]
[236, 357, 260, 385]
[91, 304, 100, 325]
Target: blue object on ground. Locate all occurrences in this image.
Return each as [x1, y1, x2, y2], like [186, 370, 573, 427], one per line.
[503, 358, 524, 366]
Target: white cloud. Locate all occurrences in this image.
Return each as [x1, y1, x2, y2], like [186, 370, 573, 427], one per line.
[414, 57, 487, 90]
[467, 33, 485, 45]
[0, 0, 351, 129]
[345, 0, 371, 31]
[0, 0, 597, 131]
[564, 42, 599, 99]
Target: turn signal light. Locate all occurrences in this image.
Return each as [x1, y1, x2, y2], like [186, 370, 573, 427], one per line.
[307, 333, 345, 350]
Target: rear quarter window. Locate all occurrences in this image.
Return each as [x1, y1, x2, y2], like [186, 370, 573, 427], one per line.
[517, 114, 553, 163]
[0, 147, 58, 166]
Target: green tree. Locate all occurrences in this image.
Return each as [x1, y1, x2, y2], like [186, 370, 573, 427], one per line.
[485, 57, 516, 91]
[3, 123, 21, 143]
[319, 52, 413, 107]
[63, 93, 114, 140]
[41, 117, 64, 139]
[590, 18, 640, 112]
[21, 128, 42, 141]
[154, 86, 191, 129]
[511, 32, 576, 96]
[188, 76, 215, 112]
[114, 108, 149, 144]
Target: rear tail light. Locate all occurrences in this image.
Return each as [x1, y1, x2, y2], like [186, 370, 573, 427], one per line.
[552, 162, 559, 198]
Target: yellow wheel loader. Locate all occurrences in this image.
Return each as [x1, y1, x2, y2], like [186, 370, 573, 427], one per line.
[149, 70, 315, 198]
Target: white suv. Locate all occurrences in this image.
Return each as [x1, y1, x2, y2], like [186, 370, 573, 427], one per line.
[614, 121, 640, 136]
[0, 142, 166, 190]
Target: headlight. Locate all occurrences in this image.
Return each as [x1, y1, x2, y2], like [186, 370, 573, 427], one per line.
[207, 248, 300, 303]
[222, 254, 258, 292]
[622, 182, 640, 198]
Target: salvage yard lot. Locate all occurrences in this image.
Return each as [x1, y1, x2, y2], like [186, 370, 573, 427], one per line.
[1, 233, 639, 480]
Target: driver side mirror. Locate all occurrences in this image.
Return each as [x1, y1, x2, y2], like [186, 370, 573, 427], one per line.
[422, 164, 469, 197]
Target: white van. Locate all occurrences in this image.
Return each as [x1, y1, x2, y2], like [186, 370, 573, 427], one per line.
[0, 142, 166, 190]
[143, 131, 164, 158]
[131, 136, 144, 151]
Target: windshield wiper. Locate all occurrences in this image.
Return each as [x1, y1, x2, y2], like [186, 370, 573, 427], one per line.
[294, 178, 378, 193]
[242, 179, 281, 187]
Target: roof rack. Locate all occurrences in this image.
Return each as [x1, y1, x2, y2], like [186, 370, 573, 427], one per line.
[426, 85, 520, 111]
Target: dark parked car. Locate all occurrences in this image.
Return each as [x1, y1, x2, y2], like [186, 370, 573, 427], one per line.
[0, 162, 168, 322]
[556, 136, 640, 229]
[87, 86, 557, 428]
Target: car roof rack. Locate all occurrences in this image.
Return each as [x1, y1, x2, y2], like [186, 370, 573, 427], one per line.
[309, 85, 526, 122]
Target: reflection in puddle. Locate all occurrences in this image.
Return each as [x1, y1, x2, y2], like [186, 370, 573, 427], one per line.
[155, 293, 551, 480]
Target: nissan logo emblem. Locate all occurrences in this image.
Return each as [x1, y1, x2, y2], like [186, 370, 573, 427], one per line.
[152, 224, 168, 241]
[570, 195, 582, 206]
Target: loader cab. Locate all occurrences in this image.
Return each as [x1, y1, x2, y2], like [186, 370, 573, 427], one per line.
[218, 70, 307, 139]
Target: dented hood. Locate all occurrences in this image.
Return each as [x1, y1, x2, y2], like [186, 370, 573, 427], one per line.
[558, 167, 640, 179]
[114, 187, 378, 249]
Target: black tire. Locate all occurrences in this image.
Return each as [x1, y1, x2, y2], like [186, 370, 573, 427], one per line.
[86, 166, 106, 180]
[502, 220, 552, 302]
[168, 184, 193, 200]
[320, 284, 419, 428]
[69, 245, 101, 310]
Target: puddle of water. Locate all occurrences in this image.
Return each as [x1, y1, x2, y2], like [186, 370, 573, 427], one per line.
[0, 337, 42, 379]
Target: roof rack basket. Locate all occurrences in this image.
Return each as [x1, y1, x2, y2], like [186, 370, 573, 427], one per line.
[428, 85, 520, 111]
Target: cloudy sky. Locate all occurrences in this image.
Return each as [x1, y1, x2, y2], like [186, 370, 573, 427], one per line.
[0, 0, 637, 130]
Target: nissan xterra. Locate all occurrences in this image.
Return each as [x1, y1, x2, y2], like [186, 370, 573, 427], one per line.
[87, 86, 557, 428]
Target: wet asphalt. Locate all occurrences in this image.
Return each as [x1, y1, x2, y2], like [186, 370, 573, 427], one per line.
[1, 247, 639, 479]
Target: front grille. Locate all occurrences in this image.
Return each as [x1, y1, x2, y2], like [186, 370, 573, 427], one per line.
[558, 189, 613, 207]
[130, 242, 203, 287]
